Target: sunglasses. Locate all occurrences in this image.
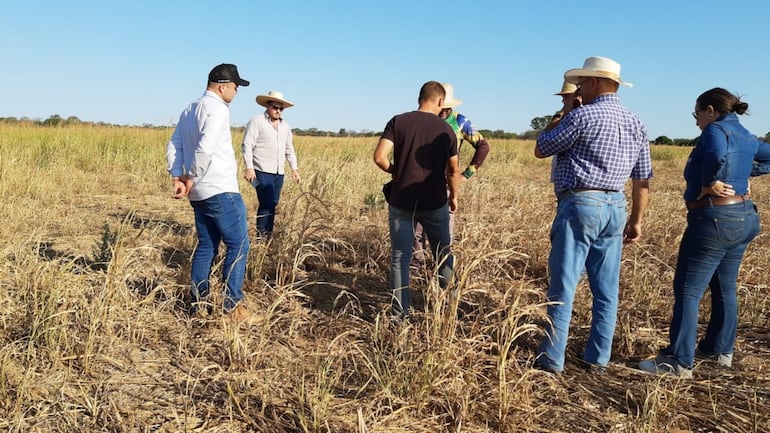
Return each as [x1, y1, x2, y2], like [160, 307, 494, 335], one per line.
[269, 104, 284, 111]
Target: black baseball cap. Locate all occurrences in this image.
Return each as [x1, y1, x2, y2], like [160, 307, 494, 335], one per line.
[208, 63, 250, 87]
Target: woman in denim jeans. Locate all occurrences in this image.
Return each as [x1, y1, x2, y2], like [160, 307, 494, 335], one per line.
[640, 88, 770, 377]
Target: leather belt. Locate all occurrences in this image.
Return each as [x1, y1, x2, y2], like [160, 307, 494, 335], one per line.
[686, 194, 750, 211]
[558, 188, 619, 200]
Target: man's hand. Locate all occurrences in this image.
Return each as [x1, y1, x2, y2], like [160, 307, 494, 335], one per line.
[244, 168, 256, 183]
[448, 196, 458, 213]
[172, 175, 193, 199]
[623, 223, 642, 244]
[291, 170, 301, 183]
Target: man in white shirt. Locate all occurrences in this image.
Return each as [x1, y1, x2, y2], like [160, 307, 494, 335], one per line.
[166, 63, 252, 320]
[242, 90, 301, 237]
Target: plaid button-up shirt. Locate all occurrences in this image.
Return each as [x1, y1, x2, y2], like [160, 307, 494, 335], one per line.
[537, 93, 652, 196]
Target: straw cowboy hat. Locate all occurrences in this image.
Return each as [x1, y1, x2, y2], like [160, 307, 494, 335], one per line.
[564, 56, 633, 87]
[256, 90, 294, 108]
[441, 83, 462, 109]
[555, 80, 578, 96]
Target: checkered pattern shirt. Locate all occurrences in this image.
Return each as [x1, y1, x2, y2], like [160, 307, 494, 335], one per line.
[537, 93, 652, 196]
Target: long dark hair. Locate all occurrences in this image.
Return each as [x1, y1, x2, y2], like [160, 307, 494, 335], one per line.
[696, 87, 749, 115]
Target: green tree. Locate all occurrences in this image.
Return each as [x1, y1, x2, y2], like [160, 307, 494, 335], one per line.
[653, 135, 673, 145]
[42, 114, 63, 127]
[530, 115, 553, 133]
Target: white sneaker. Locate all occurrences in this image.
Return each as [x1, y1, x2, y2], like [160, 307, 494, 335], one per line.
[638, 355, 693, 379]
[695, 349, 733, 368]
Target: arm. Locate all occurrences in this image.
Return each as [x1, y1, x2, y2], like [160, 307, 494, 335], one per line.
[242, 118, 257, 182]
[751, 139, 770, 176]
[166, 124, 193, 199]
[192, 105, 230, 181]
[697, 180, 735, 199]
[374, 138, 394, 174]
[543, 96, 581, 133]
[446, 155, 461, 212]
[285, 127, 300, 182]
[623, 178, 649, 243]
[699, 125, 728, 188]
[535, 112, 578, 159]
[542, 112, 563, 133]
[457, 114, 490, 176]
[466, 138, 490, 171]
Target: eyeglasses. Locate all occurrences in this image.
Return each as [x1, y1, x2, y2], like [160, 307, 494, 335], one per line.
[269, 104, 284, 111]
[691, 109, 703, 119]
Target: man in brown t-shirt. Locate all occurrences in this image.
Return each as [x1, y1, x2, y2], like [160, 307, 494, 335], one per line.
[373, 81, 461, 317]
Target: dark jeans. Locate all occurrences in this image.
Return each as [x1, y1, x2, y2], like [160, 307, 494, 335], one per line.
[251, 171, 285, 236]
[388, 203, 454, 316]
[662, 201, 760, 368]
[189, 192, 250, 312]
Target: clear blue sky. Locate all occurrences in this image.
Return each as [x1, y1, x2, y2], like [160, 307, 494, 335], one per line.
[3, 1, 770, 139]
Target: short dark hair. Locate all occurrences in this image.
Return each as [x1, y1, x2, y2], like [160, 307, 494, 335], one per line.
[696, 87, 748, 115]
[418, 81, 446, 104]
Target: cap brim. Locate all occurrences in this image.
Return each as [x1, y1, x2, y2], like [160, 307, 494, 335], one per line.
[235, 78, 250, 87]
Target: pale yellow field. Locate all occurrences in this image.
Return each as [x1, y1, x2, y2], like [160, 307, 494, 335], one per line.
[0, 123, 768, 432]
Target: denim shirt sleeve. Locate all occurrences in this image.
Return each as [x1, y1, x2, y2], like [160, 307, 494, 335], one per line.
[699, 123, 728, 186]
[752, 139, 770, 176]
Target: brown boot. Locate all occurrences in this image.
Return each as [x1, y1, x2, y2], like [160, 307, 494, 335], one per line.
[228, 303, 264, 325]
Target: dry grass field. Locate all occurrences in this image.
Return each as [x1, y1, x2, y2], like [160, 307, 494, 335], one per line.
[0, 123, 768, 432]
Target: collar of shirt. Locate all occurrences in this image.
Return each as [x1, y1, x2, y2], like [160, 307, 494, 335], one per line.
[203, 90, 229, 106]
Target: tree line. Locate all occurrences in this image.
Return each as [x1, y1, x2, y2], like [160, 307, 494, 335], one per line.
[526, 115, 770, 146]
[3, 114, 769, 144]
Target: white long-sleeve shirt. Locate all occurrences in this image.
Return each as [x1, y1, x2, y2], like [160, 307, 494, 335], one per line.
[241, 112, 298, 175]
[166, 91, 240, 201]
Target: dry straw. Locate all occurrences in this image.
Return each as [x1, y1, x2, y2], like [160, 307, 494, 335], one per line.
[0, 123, 768, 432]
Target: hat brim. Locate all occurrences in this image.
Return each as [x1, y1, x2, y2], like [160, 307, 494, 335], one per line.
[441, 97, 462, 109]
[564, 68, 633, 87]
[235, 78, 250, 87]
[256, 96, 294, 108]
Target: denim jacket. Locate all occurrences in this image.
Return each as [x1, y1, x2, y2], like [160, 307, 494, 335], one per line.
[683, 112, 770, 201]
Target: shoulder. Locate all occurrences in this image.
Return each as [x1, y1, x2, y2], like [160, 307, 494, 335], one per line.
[703, 121, 726, 135]
[202, 98, 228, 117]
[700, 123, 728, 146]
[245, 115, 266, 131]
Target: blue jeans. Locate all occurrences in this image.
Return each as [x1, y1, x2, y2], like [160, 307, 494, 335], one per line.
[537, 191, 626, 371]
[413, 212, 455, 263]
[388, 203, 454, 316]
[190, 192, 250, 312]
[251, 171, 285, 236]
[661, 201, 760, 368]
